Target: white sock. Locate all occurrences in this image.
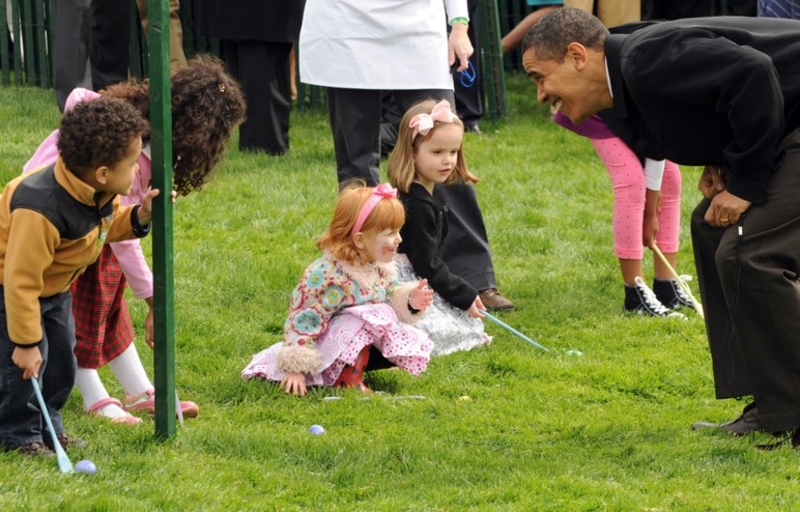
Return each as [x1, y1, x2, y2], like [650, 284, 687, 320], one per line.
[74, 367, 128, 419]
[107, 343, 153, 397]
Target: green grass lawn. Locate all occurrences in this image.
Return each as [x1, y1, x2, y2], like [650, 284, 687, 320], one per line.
[1, 75, 798, 511]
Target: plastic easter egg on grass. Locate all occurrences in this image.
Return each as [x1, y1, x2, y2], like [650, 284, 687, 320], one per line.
[75, 459, 97, 474]
[308, 424, 326, 435]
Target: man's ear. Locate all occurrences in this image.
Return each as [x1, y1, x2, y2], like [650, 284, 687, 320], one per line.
[352, 232, 366, 249]
[566, 42, 589, 70]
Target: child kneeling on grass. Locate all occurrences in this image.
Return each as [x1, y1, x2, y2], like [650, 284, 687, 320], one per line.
[242, 183, 435, 395]
[0, 97, 160, 456]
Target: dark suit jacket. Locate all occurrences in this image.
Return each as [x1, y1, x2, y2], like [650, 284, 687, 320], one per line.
[197, 0, 305, 43]
[599, 16, 800, 204]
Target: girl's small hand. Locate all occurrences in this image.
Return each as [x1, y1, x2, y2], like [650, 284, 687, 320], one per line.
[280, 372, 308, 396]
[468, 296, 486, 318]
[409, 279, 434, 311]
[642, 212, 659, 249]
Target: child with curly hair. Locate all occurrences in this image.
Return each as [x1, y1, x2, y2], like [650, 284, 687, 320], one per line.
[24, 55, 246, 424]
[0, 98, 158, 455]
[242, 183, 435, 395]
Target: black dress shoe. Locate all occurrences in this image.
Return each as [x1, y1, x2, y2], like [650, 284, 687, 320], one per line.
[691, 402, 765, 436]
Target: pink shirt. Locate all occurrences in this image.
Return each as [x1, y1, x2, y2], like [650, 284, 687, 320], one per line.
[23, 88, 154, 299]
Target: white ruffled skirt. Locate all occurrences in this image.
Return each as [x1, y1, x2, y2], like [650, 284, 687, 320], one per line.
[395, 254, 491, 356]
[241, 303, 433, 386]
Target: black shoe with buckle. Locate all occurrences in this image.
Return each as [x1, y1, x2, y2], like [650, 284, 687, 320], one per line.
[478, 288, 515, 311]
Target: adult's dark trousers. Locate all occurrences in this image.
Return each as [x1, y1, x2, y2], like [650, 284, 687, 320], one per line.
[0, 289, 77, 450]
[53, 0, 131, 112]
[453, 0, 484, 127]
[326, 87, 456, 186]
[690, 128, 800, 432]
[222, 40, 292, 155]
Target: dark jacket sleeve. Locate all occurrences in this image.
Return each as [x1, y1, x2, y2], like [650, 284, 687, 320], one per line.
[399, 192, 477, 311]
[623, 27, 784, 203]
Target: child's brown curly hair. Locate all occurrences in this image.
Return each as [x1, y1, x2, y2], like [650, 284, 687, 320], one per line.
[102, 54, 246, 196]
[57, 97, 147, 178]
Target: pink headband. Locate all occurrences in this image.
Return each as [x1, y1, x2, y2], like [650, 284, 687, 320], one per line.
[351, 183, 398, 235]
[409, 99, 457, 139]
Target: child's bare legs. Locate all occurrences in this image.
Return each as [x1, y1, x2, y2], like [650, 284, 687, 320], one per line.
[501, 5, 560, 55]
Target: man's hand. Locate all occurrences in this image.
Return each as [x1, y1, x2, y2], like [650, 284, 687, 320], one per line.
[704, 189, 752, 227]
[698, 165, 726, 199]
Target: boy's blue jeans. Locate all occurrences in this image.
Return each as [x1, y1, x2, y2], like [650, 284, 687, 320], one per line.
[0, 287, 76, 451]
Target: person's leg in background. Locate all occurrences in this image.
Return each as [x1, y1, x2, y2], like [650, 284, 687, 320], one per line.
[135, 0, 187, 71]
[89, 0, 131, 91]
[326, 87, 383, 186]
[454, 0, 484, 134]
[651, 161, 693, 309]
[590, 137, 684, 317]
[53, 0, 92, 112]
[223, 40, 293, 155]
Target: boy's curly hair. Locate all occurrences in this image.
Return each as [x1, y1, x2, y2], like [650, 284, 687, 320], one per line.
[57, 97, 147, 177]
[102, 54, 246, 196]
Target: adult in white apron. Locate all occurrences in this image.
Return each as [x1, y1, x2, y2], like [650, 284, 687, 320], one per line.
[299, 0, 515, 312]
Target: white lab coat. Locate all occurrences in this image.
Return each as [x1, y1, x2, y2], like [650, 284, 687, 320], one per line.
[299, 0, 468, 90]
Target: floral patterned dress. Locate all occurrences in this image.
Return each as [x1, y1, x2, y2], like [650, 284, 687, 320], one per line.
[242, 254, 433, 386]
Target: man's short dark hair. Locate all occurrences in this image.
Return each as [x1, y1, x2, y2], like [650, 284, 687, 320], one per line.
[57, 97, 148, 177]
[522, 7, 609, 62]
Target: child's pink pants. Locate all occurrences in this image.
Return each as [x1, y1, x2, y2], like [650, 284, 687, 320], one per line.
[590, 137, 682, 260]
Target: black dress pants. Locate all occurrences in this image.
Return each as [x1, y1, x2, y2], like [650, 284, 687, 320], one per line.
[691, 129, 800, 431]
[223, 40, 292, 154]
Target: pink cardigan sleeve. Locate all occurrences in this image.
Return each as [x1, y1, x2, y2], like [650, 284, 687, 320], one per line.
[110, 152, 154, 299]
[23, 89, 101, 173]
